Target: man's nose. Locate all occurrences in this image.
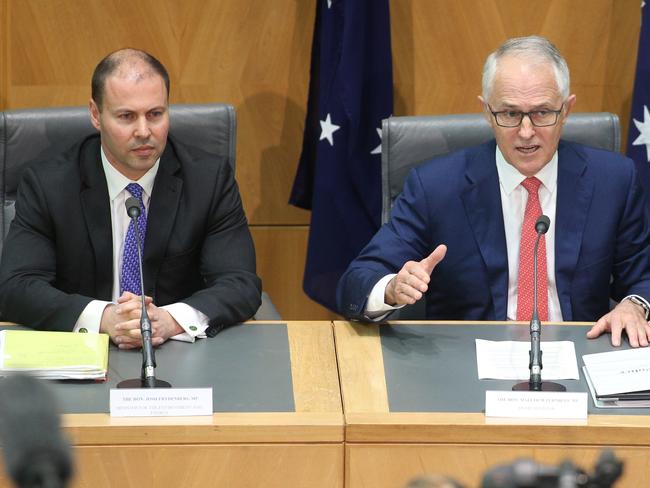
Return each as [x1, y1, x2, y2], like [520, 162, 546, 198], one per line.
[518, 114, 536, 138]
[134, 116, 151, 139]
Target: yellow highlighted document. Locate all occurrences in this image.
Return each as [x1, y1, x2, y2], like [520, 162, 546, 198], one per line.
[0, 330, 109, 380]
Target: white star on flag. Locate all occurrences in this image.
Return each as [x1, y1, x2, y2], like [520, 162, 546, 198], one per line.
[370, 127, 382, 155]
[319, 114, 340, 146]
[632, 105, 650, 161]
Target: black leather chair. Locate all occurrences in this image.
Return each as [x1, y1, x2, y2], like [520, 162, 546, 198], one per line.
[380, 112, 621, 319]
[0, 104, 280, 320]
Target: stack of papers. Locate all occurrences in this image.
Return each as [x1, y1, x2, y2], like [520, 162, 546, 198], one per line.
[0, 330, 109, 380]
[582, 348, 650, 408]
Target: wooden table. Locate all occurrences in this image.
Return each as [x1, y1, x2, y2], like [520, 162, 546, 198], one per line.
[334, 320, 650, 488]
[0, 322, 344, 488]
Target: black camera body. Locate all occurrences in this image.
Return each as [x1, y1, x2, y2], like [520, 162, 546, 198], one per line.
[481, 450, 623, 488]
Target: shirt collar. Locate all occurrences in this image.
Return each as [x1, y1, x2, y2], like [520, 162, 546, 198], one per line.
[495, 145, 558, 196]
[100, 146, 160, 201]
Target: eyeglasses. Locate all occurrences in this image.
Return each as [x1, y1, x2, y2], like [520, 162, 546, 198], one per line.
[487, 104, 564, 127]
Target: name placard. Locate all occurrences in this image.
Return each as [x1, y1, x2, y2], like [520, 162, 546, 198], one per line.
[485, 390, 587, 420]
[110, 388, 213, 417]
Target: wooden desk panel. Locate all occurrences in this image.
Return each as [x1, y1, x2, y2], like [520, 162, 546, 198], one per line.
[0, 322, 343, 488]
[335, 320, 650, 488]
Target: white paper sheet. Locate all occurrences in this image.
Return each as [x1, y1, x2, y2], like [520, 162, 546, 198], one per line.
[476, 339, 580, 380]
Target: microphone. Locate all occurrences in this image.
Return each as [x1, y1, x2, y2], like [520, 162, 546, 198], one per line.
[125, 197, 141, 220]
[531, 214, 550, 327]
[535, 214, 550, 234]
[513, 214, 565, 392]
[117, 197, 171, 389]
[0, 374, 73, 488]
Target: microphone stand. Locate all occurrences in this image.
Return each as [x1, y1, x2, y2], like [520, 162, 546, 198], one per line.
[513, 216, 565, 392]
[118, 200, 171, 389]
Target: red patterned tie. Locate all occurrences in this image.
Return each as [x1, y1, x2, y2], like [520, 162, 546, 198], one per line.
[516, 177, 548, 321]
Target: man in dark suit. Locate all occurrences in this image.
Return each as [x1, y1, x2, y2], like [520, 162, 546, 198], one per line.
[337, 36, 650, 347]
[0, 48, 261, 348]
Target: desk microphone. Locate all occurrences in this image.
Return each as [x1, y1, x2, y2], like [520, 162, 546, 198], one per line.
[513, 215, 565, 392]
[117, 197, 171, 389]
[0, 375, 73, 488]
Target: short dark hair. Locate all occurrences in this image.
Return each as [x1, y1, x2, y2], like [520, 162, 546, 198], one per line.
[91, 48, 170, 110]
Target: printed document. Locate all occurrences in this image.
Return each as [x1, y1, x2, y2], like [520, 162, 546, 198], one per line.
[582, 348, 650, 397]
[476, 339, 579, 380]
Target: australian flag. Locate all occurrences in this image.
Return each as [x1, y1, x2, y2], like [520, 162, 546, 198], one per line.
[290, 0, 393, 312]
[628, 2, 650, 207]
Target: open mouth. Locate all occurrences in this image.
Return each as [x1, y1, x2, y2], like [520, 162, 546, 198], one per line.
[516, 145, 539, 154]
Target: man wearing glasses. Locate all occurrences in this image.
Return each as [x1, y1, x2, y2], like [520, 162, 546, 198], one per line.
[337, 35, 650, 348]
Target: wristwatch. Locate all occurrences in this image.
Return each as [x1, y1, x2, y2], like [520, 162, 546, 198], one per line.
[625, 295, 650, 320]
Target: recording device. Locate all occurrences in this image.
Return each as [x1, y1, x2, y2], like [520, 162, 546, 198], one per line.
[117, 197, 171, 388]
[513, 215, 565, 392]
[481, 449, 623, 488]
[0, 374, 73, 488]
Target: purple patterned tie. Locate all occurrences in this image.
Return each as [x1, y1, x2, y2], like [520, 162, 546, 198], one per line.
[120, 183, 147, 295]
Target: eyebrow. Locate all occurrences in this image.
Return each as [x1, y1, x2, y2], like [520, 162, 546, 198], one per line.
[112, 105, 167, 113]
[498, 102, 556, 110]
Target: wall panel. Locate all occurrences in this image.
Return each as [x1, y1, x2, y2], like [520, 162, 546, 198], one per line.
[0, 0, 643, 319]
[391, 0, 639, 120]
[251, 227, 337, 321]
[0, 0, 6, 107]
[5, 0, 313, 226]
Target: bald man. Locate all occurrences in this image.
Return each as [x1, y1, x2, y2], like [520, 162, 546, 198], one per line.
[0, 49, 261, 347]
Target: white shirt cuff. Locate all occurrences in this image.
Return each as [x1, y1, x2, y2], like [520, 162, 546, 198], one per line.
[365, 274, 404, 320]
[74, 300, 111, 333]
[162, 303, 209, 343]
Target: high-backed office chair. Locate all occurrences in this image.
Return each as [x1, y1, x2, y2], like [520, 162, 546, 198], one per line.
[380, 112, 621, 319]
[0, 104, 281, 320]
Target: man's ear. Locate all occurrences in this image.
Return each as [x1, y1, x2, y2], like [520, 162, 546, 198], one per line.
[561, 94, 577, 125]
[478, 95, 492, 125]
[89, 99, 101, 131]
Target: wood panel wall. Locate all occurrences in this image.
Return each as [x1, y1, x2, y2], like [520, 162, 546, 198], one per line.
[0, 0, 642, 319]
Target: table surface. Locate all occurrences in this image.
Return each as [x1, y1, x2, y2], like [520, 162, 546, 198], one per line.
[55, 322, 296, 413]
[27, 321, 344, 445]
[334, 320, 650, 445]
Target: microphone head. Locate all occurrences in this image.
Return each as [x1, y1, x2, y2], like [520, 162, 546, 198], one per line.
[535, 215, 550, 235]
[125, 197, 141, 219]
[0, 374, 73, 487]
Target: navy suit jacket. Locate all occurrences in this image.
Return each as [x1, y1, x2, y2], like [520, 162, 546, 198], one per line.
[337, 140, 650, 322]
[0, 135, 261, 333]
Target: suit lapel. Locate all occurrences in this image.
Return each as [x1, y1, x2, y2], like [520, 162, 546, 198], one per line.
[142, 143, 182, 295]
[555, 141, 592, 321]
[79, 138, 113, 300]
[461, 143, 509, 319]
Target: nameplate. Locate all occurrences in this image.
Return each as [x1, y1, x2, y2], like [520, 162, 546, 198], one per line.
[110, 388, 213, 417]
[485, 390, 588, 420]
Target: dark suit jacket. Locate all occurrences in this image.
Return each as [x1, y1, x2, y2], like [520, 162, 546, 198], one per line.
[0, 135, 261, 333]
[337, 140, 650, 322]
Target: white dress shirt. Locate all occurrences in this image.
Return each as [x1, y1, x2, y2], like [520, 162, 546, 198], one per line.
[496, 147, 562, 321]
[73, 148, 209, 342]
[367, 146, 564, 320]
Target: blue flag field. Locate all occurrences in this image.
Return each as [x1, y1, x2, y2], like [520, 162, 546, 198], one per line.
[290, 0, 393, 312]
[628, 2, 650, 209]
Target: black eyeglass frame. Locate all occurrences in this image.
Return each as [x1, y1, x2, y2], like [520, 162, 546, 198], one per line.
[487, 103, 565, 128]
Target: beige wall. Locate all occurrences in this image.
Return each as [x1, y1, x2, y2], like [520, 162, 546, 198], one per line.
[0, 0, 641, 319]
